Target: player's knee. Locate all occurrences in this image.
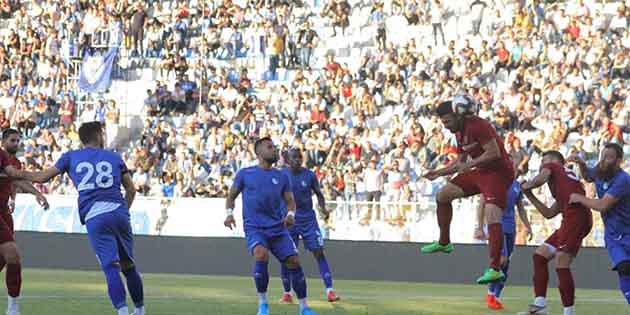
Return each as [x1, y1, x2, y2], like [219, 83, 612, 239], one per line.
[285, 255, 300, 269]
[555, 251, 574, 268]
[312, 249, 324, 258]
[435, 190, 452, 204]
[120, 260, 135, 272]
[617, 261, 630, 276]
[1, 243, 20, 264]
[253, 246, 269, 262]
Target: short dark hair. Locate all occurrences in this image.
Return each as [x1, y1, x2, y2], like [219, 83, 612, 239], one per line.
[543, 150, 565, 164]
[435, 101, 453, 116]
[2, 128, 19, 140]
[78, 121, 103, 145]
[604, 143, 624, 160]
[254, 137, 272, 155]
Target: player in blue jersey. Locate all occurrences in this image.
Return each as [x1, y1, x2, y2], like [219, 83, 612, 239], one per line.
[224, 137, 316, 315]
[475, 179, 532, 310]
[278, 148, 339, 304]
[3, 122, 145, 315]
[569, 143, 630, 305]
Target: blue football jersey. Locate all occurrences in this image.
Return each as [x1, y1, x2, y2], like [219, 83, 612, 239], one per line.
[233, 166, 291, 228]
[54, 147, 129, 224]
[501, 180, 522, 234]
[282, 167, 318, 220]
[589, 168, 630, 236]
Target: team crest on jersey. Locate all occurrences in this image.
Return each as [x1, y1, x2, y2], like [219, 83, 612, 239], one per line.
[301, 180, 307, 187]
[272, 178, 279, 185]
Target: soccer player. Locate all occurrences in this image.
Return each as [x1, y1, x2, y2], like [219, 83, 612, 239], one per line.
[224, 137, 316, 315]
[421, 94, 516, 284]
[474, 179, 533, 310]
[0, 129, 49, 315]
[278, 148, 339, 304]
[518, 150, 592, 315]
[568, 143, 630, 304]
[3, 122, 145, 315]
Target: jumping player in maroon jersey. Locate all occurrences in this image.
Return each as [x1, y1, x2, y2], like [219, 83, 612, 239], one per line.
[421, 94, 515, 284]
[518, 150, 592, 315]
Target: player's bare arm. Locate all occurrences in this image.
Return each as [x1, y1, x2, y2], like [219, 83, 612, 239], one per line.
[424, 154, 467, 180]
[283, 191, 296, 227]
[121, 172, 137, 209]
[520, 167, 552, 191]
[569, 193, 618, 213]
[3, 165, 62, 183]
[516, 199, 533, 241]
[523, 189, 560, 219]
[474, 198, 486, 240]
[224, 186, 240, 229]
[312, 184, 329, 221]
[567, 155, 593, 182]
[12, 180, 49, 210]
[458, 138, 501, 172]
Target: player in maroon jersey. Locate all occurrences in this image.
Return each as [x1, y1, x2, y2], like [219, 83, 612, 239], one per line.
[421, 94, 515, 284]
[518, 150, 592, 315]
[0, 129, 49, 315]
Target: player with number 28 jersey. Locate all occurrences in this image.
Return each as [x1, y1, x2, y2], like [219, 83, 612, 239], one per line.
[55, 148, 129, 224]
[10, 122, 145, 315]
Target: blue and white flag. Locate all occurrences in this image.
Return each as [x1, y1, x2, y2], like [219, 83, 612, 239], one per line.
[78, 47, 118, 93]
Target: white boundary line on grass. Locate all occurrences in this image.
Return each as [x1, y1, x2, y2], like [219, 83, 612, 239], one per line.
[17, 294, 627, 304]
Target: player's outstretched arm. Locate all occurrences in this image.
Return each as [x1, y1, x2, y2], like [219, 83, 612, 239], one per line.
[3, 165, 61, 183]
[121, 172, 136, 209]
[459, 138, 502, 172]
[424, 155, 467, 180]
[224, 186, 240, 230]
[12, 180, 49, 210]
[567, 155, 593, 182]
[516, 199, 533, 241]
[569, 193, 618, 213]
[312, 180, 329, 221]
[520, 168, 551, 191]
[283, 191, 297, 227]
[474, 198, 486, 240]
[523, 190, 560, 219]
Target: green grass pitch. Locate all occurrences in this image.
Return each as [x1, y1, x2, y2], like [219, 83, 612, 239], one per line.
[7, 268, 624, 314]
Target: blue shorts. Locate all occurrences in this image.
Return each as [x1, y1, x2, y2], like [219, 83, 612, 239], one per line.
[289, 218, 324, 252]
[605, 233, 630, 270]
[245, 225, 298, 262]
[501, 232, 515, 259]
[86, 210, 135, 268]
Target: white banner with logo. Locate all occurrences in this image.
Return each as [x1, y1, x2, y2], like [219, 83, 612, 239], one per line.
[12, 194, 605, 247]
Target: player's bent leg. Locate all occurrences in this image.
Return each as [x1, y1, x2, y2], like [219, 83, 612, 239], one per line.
[0, 242, 21, 315]
[615, 260, 630, 304]
[477, 203, 504, 284]
[285, 256, 316, 315]
[252, 245, 271, 315]
[120, 260, 145, 315]
[421, 183, 466, 254]
[279, 263, 294, 304]
[312, 249, 339, 302]
[556, 251, 576, 315]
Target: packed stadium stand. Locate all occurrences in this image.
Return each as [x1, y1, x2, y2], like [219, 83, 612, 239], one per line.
[0, 0, 628, 244]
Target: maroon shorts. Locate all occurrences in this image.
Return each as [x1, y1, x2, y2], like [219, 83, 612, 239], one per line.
[0, 211, 14, 244]
[545, 207, 593, 256]
[450, 168, 514, 209]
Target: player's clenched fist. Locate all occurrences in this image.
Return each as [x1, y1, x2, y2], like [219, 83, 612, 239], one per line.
[224, 214, 236, 230]
[283, 213, 295, 227]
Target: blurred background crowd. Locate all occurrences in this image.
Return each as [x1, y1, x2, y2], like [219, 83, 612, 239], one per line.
[0, 0, 628, 244]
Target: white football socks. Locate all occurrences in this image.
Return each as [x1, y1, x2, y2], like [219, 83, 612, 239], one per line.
[298, 298, 308, 310]
[534, 296, 546, 307]
[7, 296, 18, 311]
[117, 306, 129, 315]
[258, 292, 268, 305]
[564, 305, 575, 315]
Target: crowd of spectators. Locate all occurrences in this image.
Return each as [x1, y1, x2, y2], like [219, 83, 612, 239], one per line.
[1, 0, 629, 244]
